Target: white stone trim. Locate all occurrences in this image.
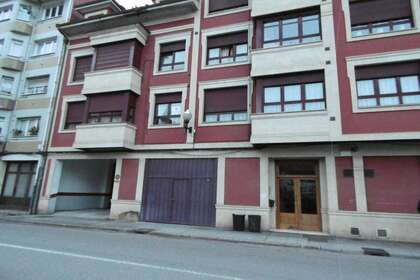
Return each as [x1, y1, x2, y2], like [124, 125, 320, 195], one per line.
[90, 24, 148, 46]
[346, 48, 420, 113]
[110, 199, 141, 218]
[135, 158, 146, 202]
[216, 156, 225, 206]
[66, 48, 94, 86]
[201, 21, 252, 70]
[203, 0, 251, 19]
[147, 83, 189, 129]
[149, 24, 194, 36]
[341, 0, 420, 42]
[153, 31, 192, 76]
[197, 77, 252, 127]
[112, 159, 123, 200]
[58, 94, 87, 134]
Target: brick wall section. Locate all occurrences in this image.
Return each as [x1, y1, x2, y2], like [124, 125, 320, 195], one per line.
[335, 157, 357, 211]
[118, 159, 139, 200]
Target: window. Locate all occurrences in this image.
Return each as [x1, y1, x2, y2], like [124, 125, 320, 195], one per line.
[153, 93, 182, 125]
[355, 61, 420, 108]
[159, 41, 186, 72]
[23, 76, 49, 95]
[72, 55, 92, 82]
[14, 117, 40, 137]
[1, 76, 14, 94]
[209, 0, 248, 13]
[88, 111, 122, 124]
[64, 102, 85, 130]
[259, 72, 326, 113]
[8, 40, 24, 58]
[0, 5, 12, 21]
[204, 86, 248, 123]
[0, 116, 6, 136]
[33, 38, 57, 56]
[43, 4, 63, 20]
[350, 0, 413, 38]
[207, 32, 248, 66]
[263, 12, 321, 48]
[17, 5, 31, 21]
[94, 41, 140, 71]
[1, 162, 37, 207]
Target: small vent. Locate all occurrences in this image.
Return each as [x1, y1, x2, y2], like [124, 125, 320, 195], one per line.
[364, 169, 375, 178]
[377, 229, 388, 238]
[343, 169, 354, 177]
[350, 227, 360, 236]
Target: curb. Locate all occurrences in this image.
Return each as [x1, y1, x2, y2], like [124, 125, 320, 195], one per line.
[1, 217, 419, 260]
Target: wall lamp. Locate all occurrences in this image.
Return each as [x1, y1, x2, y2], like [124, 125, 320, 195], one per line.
[182, 110, 193, 134]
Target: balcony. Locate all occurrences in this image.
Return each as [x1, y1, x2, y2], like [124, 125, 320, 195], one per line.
[251, 0, 323, 17]
[251, 42, 325, 77]
[250, 111, 332, 144]
[11, 20, 33, 35]
[73, 123, 136, 150]
[82, 67, 142, 95]
[0, 97, 14, 110]
[0, 57, 24, 72]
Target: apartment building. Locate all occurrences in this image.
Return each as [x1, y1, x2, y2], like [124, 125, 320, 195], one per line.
[37, 0, 420, 242]
[0, 0, 72, 211]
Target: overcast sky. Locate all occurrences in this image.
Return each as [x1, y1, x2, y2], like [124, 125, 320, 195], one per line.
[117, 0, 154, 9]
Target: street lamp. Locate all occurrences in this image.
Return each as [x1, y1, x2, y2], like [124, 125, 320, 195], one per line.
[182, 110, 193, 133]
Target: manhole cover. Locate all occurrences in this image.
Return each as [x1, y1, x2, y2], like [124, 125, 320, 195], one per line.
[362, 247, 390, 257]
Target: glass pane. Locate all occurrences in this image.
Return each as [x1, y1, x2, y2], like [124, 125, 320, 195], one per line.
[279, 179, 295, 213]
[264, 87, 281, 103]
[157, 104, 169, 116]
[160, 65, 172, 72]
[208, 59, 219, 65]
[233, 112, 248, 121]
[302, 17, 319, 35]
[8, 163, 19, 172]
[300, 180, 317, 214]
[15, 174, 32, 198]
[174, 51, 185, 63]
[282, 18, 298, 38]
[358, 98, 377, 108]
[20, 163, 33, 172]
[236, 44, 248, 55]
[393, 20, 411, 31]
[372, 24, 390, 34]
[305, 83, 324, 100]
[221, 57, 234, 64]
[263, 42, 280, 48]
[219, 113, 232, 122]
[352, 26, 369, 37]
[306, 101, 325, 111]
[302, 36, 321, 43]
[235, 55, 247, 62]
[284, 85, 301, 101]
[357, 80, 374, 96]
[162, 54, 173, 65]
[400, 76, 419, 93]
[284, 103, 302, 112]
[379, 78, 397, 94]
[208, 48, 220, 58]
[205, 114, 217, 123]
[171, 103, 181, 115]
[380, 96, 399, 106]
[264, 105, 281, 113]
[264, 22, 279, 42]
[282, 39, 299, 46]
[173, 63, 184, 70]
[170, 117, 180, 125]
[403, 95, 420, 105]
[3, 174, 16, 196]
[278, 161, 317, 175]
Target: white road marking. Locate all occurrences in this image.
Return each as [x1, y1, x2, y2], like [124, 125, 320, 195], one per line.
[0, 242, 245, 280]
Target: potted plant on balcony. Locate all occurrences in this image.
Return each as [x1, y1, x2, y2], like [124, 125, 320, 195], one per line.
[13, 129, 23, 137]
[29, 126, 39, 136]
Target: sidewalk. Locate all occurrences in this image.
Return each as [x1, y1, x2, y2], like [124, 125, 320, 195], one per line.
[1, 212, 420, 260]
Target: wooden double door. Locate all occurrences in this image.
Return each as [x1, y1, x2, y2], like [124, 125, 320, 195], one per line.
[275, 161, 321, 232]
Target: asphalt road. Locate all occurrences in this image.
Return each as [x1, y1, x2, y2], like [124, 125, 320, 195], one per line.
[0, 222, 419, 280]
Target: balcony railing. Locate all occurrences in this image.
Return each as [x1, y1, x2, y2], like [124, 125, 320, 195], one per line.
[22, 86, 48, 96]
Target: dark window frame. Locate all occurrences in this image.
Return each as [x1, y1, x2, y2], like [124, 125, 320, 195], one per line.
[263, 82, 326, 113]
[207, 43, 248, 66]
[87, 111, 123, 124]
[262, 10, 322, 48]
[356, 74, 420, 108]
[352, 18, 413, 37]
[159, 50, 186, 72]
[153, 101, 182, 126]
[204, 110, 248, 123]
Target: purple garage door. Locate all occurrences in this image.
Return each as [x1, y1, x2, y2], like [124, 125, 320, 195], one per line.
[140, 159, 217, 227]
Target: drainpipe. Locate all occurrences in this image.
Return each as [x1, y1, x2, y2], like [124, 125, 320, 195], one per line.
[29, 1, 73, 214]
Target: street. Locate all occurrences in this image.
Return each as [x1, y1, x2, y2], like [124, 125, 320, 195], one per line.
[0, 222, 419, 280]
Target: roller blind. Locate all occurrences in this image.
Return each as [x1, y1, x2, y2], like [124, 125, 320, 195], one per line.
[209, 0, 248, 13]
[73, 56, 92, 81]
[66, 102, 85, 123]
[207, 31, 248, 48]
[356, 61, 420, 80]
[204, 86, 247, 113]
[350, 0, 412, 26]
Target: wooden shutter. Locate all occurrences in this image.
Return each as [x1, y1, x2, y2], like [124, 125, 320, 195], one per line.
[88, 93, 129, 113]
[73, 56, 92, 81]
[155, 92, 182, 104]
[356, 61, 420, 80]
[94, 41, 133, 71]
[204, 86, 247, 113]
[350, 0, 412, 26]
[209, 0, 248, 13]
[66, 102, 85, 124]
[207, 31, 248, 48]
[256, 71, 325, 87]
[160, 41, 186, 54]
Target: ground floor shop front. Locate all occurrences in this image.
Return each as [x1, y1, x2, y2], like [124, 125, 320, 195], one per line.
[38, 142, 420, 242]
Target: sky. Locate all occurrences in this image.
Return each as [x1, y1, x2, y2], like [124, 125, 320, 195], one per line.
[117, 0, 154, 9]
